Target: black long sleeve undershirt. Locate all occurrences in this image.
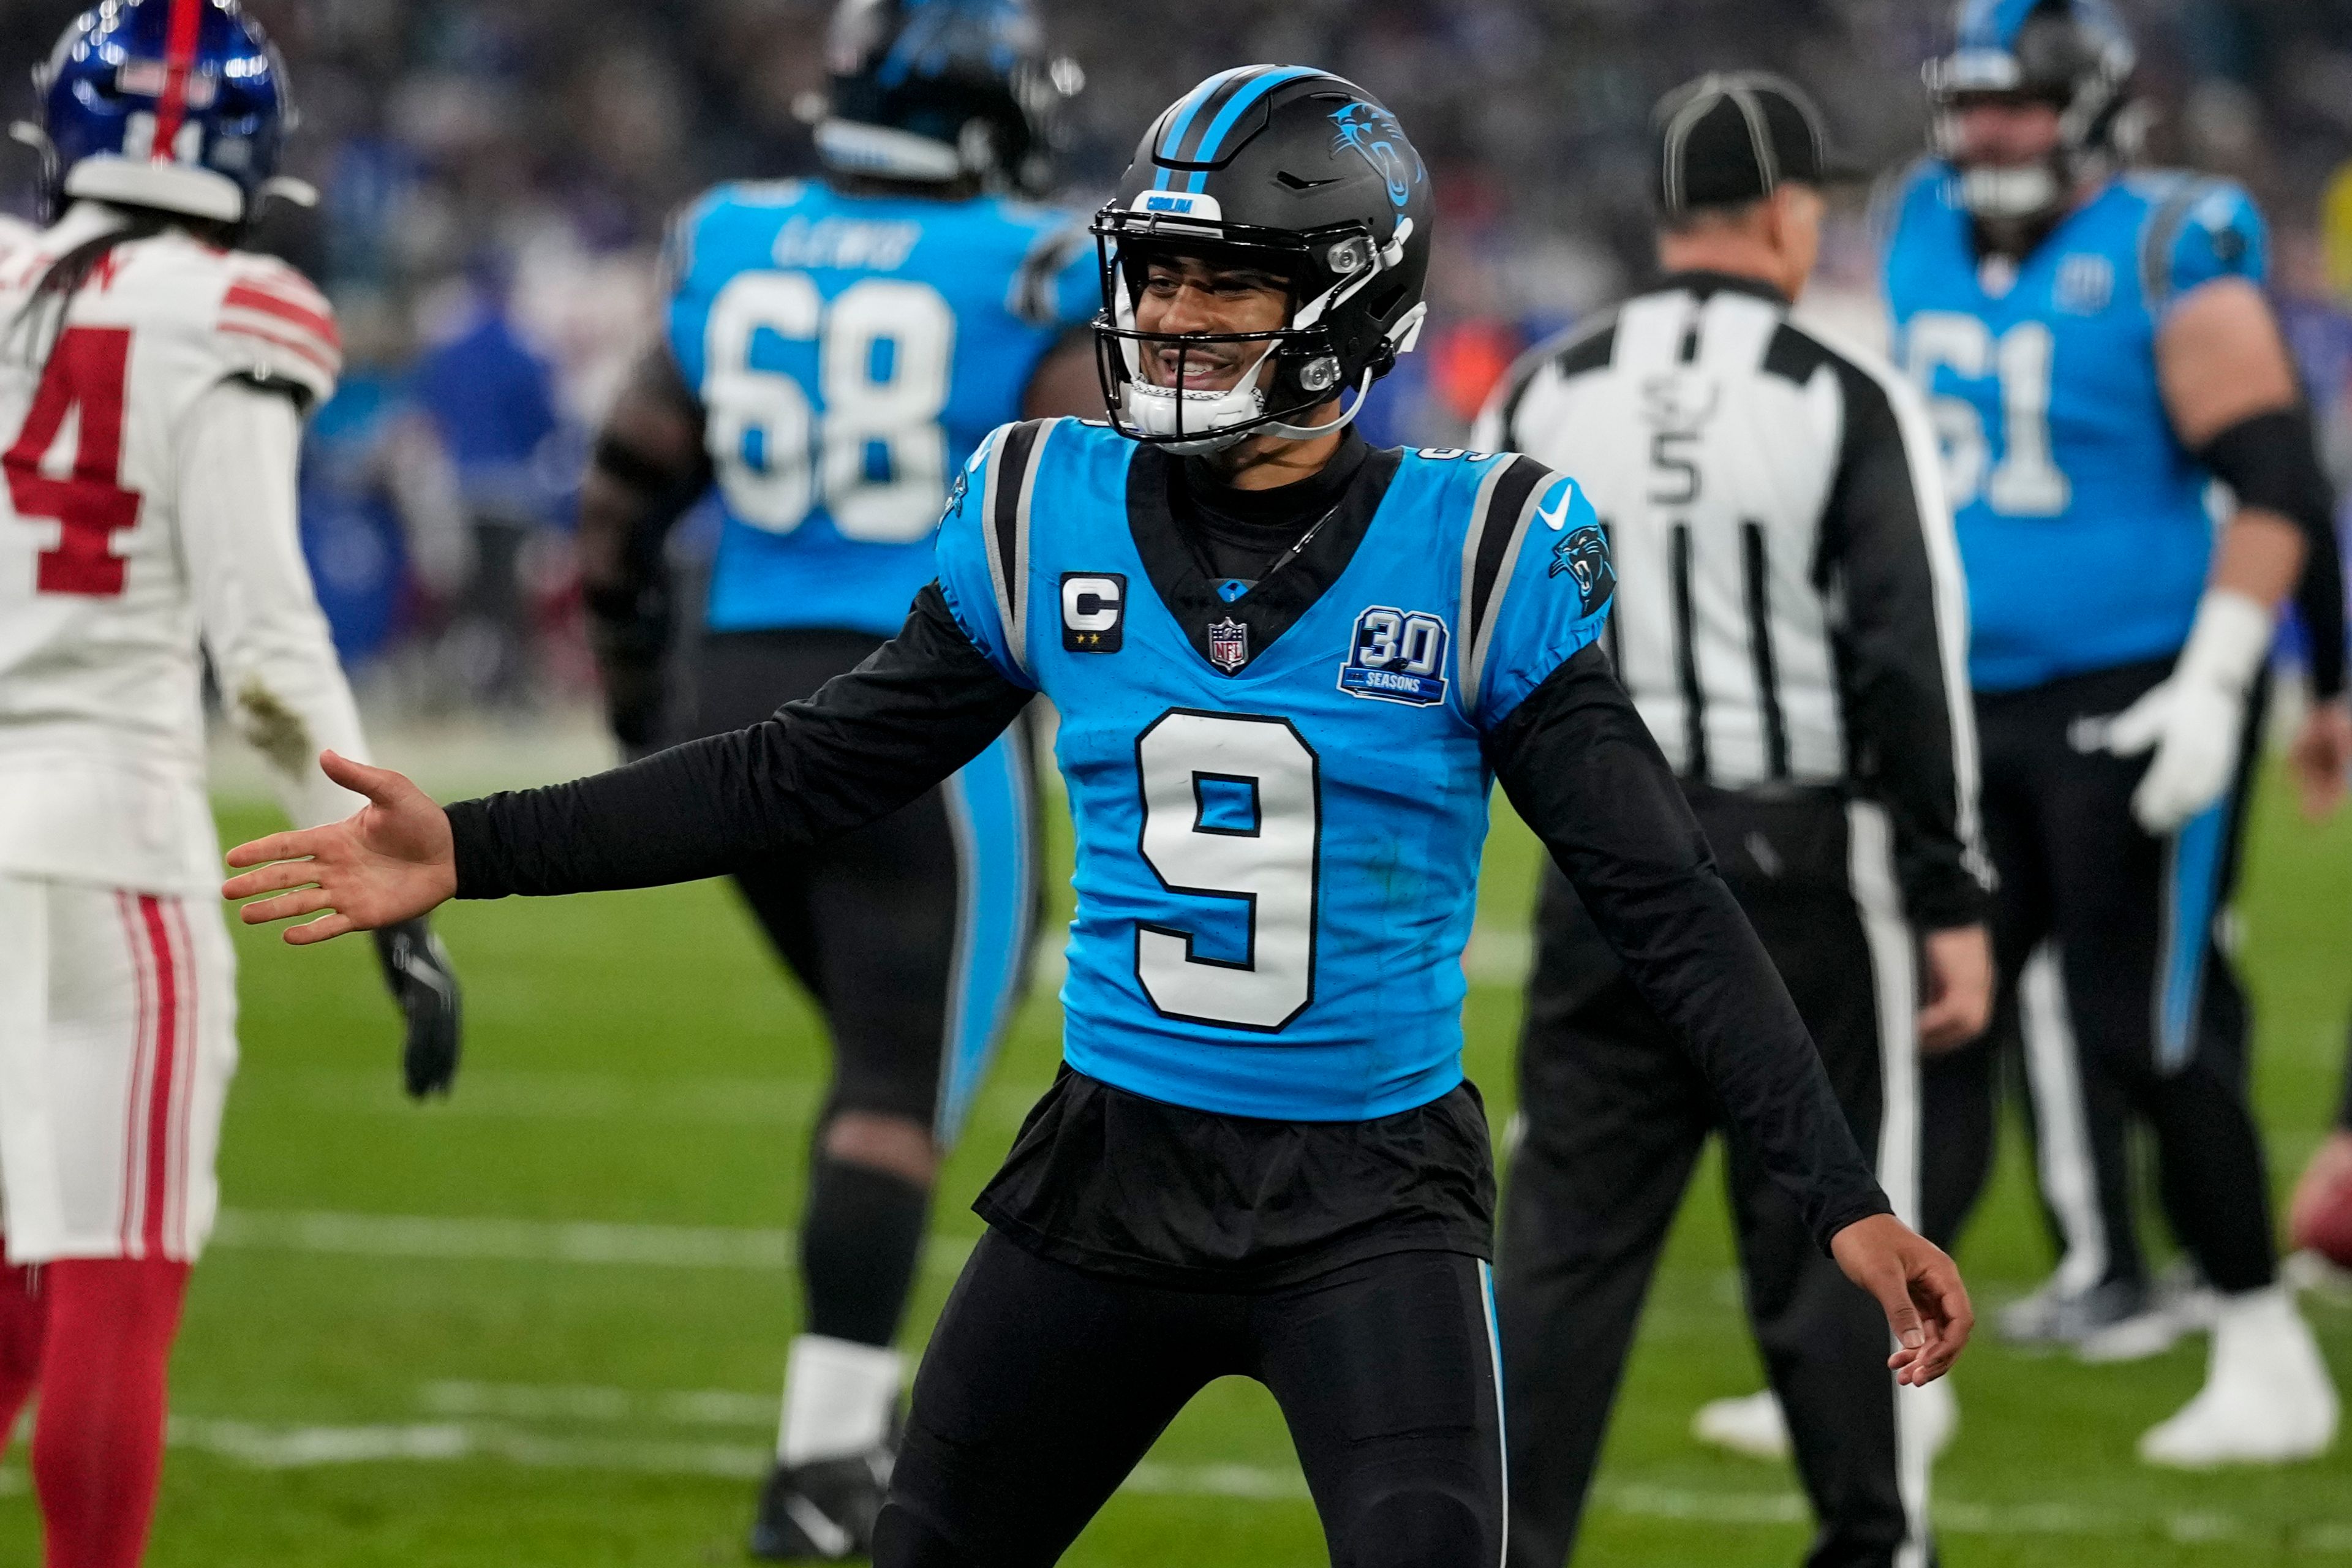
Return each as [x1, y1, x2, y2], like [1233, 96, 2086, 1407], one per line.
[447, 587, 1887, 1251]
[449, 583, 1030, 897]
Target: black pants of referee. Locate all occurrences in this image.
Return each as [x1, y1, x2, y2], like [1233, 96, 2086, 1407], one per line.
[872, 1234, 1505, 1567]
[1498, 788, 1927, 1568]
[1918, 658, 2275, 1295]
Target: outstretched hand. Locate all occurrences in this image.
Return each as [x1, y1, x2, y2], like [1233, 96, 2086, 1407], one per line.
[222, 751, 458, 944]
[1829, 1213, 1972, 1386]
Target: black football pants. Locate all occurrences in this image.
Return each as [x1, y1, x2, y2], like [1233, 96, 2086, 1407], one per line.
[1498, 788, 1929, 1568]
[1918, 659, 2275, 1295]
[873, 1232, 1504, 1567]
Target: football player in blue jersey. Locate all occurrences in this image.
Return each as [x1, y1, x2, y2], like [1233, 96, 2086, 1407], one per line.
[569, 0, 1099, 1553]
[225, 69, 1970, 1564]
[1887, 0, 2346, 1465]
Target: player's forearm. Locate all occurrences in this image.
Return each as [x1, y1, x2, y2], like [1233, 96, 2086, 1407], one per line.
[448, 584, 1031, 899]
[1488, 649, 1891, 1250]
[179, 379, 372, 827]
[2162, 281, 2335, 630]
[2209, 509, 2305, 609]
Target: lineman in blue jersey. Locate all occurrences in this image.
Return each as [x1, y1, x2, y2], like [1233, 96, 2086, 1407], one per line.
[227, 70, 1969, 1566]
[1888, 0, 2345, 1465]
[571, 0, 1100, 1553]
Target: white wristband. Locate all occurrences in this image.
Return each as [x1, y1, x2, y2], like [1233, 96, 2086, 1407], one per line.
[2174, 589, 2274, 696]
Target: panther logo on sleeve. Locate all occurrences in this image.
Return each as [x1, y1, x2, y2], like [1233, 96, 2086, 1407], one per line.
[1550, 523, 1616, 618]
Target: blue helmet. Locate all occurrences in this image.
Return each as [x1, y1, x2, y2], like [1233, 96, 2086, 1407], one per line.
[1925, 0, 2137, 225]
[25, 0, 293, 225]
[816, 0, 1080, 197]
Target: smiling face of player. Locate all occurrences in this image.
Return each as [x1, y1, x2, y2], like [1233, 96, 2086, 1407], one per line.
[1130, 249, 1345, 489]
[1950, 96, 2064, 170]
[1133, 251, 1293, 391]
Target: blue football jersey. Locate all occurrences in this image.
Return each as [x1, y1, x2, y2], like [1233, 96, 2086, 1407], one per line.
[665, 179, 1096, 636]
[1883, 164, 2266, 692]
[935, 420, 1611, 1121]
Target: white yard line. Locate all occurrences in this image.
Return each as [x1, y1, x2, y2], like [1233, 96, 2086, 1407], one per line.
[246, 1070, 825, 1125]
[135, 1413, 2352, 1548]
[161, 1417, 1302, 1499]
[209, 1208, 976, 1275]
[237, 1066, 1068, 1133]
[419, 1380, 775, 1428]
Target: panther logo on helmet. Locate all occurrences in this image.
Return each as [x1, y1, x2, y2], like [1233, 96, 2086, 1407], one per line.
[1329, 102, 1420, 211]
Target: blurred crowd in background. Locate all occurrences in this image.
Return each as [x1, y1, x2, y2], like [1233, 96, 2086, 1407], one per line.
[6, 0, 2352, 712]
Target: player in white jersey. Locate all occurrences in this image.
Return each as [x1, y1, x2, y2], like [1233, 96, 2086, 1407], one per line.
[0, 5, 458, 1564]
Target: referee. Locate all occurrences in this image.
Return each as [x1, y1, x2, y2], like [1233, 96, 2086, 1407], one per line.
[1474, 74, 1992, 1568]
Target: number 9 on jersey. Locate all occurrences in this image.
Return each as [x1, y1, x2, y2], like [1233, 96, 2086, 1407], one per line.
[1134, 710, 1322, 1032]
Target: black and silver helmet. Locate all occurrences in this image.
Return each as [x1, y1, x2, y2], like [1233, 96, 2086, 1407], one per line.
[1924, 0, 2138, 227]
[1092, 66, 1432, 453]
[816, 0, 1080, 198]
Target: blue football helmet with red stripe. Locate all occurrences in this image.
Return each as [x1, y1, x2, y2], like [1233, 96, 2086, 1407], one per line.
[1092, 67, 1431, 453]
[24, 0, 293, 225]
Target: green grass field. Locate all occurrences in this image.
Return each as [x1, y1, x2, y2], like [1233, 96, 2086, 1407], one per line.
[2, 759, 2348, 1566]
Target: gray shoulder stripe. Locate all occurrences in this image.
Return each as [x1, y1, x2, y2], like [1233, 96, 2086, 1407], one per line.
[1455, 459, 1515, 706]
[1463, 466, 1556, 709]
[977, 426, 1019, 670]
[1008, 418, 1058, 674]
[2139, 178, 2216, 309]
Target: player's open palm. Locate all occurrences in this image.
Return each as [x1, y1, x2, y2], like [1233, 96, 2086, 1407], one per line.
[1829, 1213, 1973, 1386]
[223, 751, 458, 944]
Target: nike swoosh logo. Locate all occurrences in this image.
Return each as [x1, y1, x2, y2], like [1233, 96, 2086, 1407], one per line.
[1536, 482, 1575, 530]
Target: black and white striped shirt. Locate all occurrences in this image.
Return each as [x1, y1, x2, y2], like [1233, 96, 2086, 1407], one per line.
[1476, 270, 1988, 929]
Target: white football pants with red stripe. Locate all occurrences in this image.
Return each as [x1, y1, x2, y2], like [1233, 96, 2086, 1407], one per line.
[0, 874, 235, 1264]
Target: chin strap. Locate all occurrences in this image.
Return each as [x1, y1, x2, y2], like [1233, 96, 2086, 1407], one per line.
[1259, 303, 1428, 443]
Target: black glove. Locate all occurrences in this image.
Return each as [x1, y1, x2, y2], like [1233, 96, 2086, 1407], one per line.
[374, 918, 462, 1099]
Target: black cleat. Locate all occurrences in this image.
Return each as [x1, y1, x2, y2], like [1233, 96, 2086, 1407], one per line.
[748, 1448, 891, 1561]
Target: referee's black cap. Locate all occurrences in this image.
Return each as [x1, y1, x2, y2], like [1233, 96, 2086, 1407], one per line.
[1652, 71, 1863, 218]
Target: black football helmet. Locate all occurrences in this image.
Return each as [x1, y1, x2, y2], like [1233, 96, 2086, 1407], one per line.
[1092, 66, 1432, 453]
[816, 0, 1079, 197]
[1924, 0, 2138, 227]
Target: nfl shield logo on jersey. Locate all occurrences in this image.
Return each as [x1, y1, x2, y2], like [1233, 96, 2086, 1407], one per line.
[1207, 616, 1250, 673]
